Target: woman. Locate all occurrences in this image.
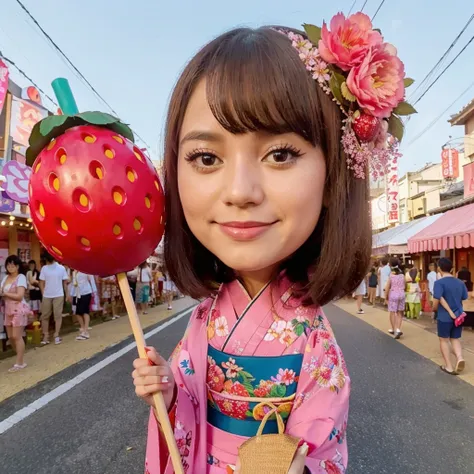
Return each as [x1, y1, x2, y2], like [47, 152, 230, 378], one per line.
[26, 259, 42, 318]
[100, 275, 121, 320]
[69, 270, 96, 340]
[131, 11, 409, 474]
[1, 255, 31, 372]
[385, 257, 406, 339]
[457, 266, 472, 292]
[405, 268, 421, 319]
[367, 267, 378, 306]
[353, 278, 367, 314]
[163, 269, 175, 311]
[136, 261, 153, 315]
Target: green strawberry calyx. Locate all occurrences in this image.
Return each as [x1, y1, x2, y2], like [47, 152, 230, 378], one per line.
[26, 111, 134, 166]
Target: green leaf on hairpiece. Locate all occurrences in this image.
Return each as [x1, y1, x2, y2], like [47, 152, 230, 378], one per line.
[329, 74, 345, 106]
[388, 114, 404, 142]
[303, 24, 322, 44]
[403, 77, 415, 88]
[341, 82, 356, 102]
[393, 101, 417, 116]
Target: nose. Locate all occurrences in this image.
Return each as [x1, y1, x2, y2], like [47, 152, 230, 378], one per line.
[222, 157, 265, 208]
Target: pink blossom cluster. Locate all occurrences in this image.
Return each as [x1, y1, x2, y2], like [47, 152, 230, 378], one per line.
[319, 12, 405, 118]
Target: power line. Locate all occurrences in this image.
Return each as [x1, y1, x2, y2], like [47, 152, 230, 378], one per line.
[413, 33, 474, 105]
[14, 0, 152, 149]
[409, 13, 474, 102]
[0, 51, 58, 108]
[348, 0, 357, 15]
[372, 0, 386, 21]
[405, 79, 474, 148]
[361, 0, 369, 12]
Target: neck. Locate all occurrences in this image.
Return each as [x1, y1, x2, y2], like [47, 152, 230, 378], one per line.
[9, 272, 18, 278]
[238, 266, 277, 298]
[441, 271, 452, 277]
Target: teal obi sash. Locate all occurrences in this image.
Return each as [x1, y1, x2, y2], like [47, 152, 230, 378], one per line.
[207, 344, 303, 437]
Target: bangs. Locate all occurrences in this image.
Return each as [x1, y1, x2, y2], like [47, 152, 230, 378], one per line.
[204, 27, 324, 146]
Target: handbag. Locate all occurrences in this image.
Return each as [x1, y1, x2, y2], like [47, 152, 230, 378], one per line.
[237, 402, 302, 474]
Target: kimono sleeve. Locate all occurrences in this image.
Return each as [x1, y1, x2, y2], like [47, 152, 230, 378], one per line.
[286, 326, 350, 474]
[145, 301, 211, 474]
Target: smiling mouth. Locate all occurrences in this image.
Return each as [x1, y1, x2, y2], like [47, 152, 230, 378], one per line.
[215, 221, 277, 241]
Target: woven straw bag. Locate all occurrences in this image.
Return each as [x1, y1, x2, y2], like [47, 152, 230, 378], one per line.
[237, 402, 301, 474]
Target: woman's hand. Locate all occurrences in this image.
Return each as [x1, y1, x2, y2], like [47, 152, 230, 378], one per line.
[234, 443, 308, 474]
[132, 346, 176, 410]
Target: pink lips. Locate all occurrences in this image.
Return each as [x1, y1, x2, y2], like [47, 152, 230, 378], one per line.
[217, 221, 276, 241]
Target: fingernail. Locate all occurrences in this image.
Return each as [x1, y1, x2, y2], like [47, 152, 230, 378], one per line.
[162, 376, 169, 383]
[300, 443, 309, 455]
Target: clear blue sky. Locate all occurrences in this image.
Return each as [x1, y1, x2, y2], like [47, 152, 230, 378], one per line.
[1, 0, 473, 173]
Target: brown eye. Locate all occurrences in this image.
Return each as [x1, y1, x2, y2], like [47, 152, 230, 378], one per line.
[200, 154, 218, 166]
[271, 150, 292, 163]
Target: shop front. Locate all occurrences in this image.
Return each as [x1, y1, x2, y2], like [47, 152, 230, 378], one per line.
[408, 202, 474, 276]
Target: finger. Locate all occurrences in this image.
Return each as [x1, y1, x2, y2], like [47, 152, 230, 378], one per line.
[135, 383, 170, 396]
[287, 443, 309, 474]
[133, 358, 150, 370]
[133, 375, 170, 386]
[135, 365, 170, 378]
[145, 346, 167, 366]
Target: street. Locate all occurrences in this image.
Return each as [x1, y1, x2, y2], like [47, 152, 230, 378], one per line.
[1, 304, 474, 474]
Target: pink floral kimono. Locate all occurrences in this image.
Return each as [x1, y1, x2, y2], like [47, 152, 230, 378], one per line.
[145, 274, 350, 473]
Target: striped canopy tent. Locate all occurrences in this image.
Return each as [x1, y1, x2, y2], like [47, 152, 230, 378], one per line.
[373, 214, 443, 256]
[408, 203, 474, 253]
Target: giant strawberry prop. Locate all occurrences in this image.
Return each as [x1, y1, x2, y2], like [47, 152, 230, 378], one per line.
[27, 112, 164, 276]
[26, 78, 183, 474]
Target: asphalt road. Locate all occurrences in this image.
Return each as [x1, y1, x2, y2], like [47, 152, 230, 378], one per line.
[1, 304, 474, 474]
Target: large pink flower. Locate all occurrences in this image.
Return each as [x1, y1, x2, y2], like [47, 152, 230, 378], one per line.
[346, 42, 405, 118]
[318, 12, 382, 71]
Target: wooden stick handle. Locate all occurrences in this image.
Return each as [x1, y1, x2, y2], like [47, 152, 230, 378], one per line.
[117, 273, 184, 474]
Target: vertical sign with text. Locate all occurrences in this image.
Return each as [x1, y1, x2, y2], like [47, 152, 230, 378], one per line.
[386, 153, 399, 224]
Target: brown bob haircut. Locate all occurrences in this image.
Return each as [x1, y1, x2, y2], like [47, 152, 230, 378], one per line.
[163, 26, 371, 306]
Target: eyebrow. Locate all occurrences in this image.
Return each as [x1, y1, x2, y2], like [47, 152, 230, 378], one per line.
[179, 131, 222, 146]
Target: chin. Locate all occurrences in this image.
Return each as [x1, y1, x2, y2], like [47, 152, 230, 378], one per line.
[211, 242, 285, 274]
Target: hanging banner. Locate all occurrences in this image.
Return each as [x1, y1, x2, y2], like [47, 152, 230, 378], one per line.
[386, 154, 399, 224]
[1, 160, 32, 204]
[10, 97, 48, 148]
[441, 148, 459, 179]
[0, 59, 8, 114]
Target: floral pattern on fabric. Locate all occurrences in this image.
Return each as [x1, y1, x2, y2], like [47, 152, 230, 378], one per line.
[207, 351, 301, 423]
[320, 449, 346, 473]
[174, 419, 192, 473]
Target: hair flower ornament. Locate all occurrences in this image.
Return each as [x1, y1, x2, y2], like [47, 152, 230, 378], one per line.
[280, 12, 416, 179]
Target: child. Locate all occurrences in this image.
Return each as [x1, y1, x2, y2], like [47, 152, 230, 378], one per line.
[367, 267, 378, 306]
[132, 11, 410, 474]
[405, 268, 421, 319]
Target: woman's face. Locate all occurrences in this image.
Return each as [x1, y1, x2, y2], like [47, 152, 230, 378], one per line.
[7, 262, 19, 274]
[29, 262, 35, 271]
[177, 80, 326, 277]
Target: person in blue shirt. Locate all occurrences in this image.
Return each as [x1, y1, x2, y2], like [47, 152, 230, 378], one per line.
[433, 258, 468, 375]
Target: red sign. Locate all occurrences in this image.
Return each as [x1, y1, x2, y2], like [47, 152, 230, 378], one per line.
[464, 161, 474, 198]
[441, 148, 459, 179]
[0, 59, 8, 114]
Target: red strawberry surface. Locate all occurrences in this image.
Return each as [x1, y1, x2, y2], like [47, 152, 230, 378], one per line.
[352, 113, 380, 142]
[29, 124, 165, 276]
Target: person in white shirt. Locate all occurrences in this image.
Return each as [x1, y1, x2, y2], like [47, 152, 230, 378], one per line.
[39, 253, 70, 345]
[69, 270, 97, 340]
[378, 257, 391, 305]
[136, 261, 152, 314]
[0, 255, 30, 372]
[427, 262, 439, 318]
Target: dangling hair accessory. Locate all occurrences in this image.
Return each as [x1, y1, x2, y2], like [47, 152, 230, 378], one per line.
[277, 12, 416, 179]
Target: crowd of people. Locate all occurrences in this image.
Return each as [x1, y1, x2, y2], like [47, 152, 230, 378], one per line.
[354, 256, 470, 375]
[0, 253, 180, 373]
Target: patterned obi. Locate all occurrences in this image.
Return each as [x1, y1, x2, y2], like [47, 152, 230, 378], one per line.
[206, 344, 303, 437]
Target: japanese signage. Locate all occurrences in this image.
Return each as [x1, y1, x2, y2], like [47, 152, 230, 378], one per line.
[464, 161, 474, 198]
[10, 97, 48, 148]
[386, 154, 399, 224]
[0, 59, 8, 114]
[441, 148, 459, 179]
